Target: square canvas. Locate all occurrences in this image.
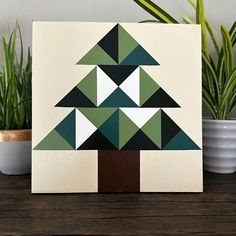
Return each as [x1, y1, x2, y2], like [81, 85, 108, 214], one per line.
[32, 22, 202, 193]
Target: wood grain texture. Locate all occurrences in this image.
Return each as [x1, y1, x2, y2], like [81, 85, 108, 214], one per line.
[0, 171, 236, 235]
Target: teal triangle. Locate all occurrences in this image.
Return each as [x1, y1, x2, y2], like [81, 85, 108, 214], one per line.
[99, 88, 138, 107]
[163, 130, 201, 150]
[55, 109, 76, 148]
[121, 45, 160, 65]
[98, 110, 119, 148]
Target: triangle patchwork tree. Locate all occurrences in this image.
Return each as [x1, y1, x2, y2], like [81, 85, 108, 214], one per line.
[35, 23, 200, 151]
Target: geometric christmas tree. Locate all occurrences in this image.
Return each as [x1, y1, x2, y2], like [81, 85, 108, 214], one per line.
[34, 24, 200, 151]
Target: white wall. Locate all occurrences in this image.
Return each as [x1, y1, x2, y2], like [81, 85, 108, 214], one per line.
[0, 0, 236, 116]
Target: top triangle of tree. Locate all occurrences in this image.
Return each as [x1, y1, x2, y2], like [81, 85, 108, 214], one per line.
[77, 24, 160, 65]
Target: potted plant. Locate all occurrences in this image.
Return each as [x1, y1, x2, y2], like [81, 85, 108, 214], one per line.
[134, 0, 236, 173]
[0, 22, 32, 175]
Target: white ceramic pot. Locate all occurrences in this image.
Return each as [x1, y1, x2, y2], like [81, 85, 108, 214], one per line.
[203, 119, 236, 174]
[0, 130, 32, 175]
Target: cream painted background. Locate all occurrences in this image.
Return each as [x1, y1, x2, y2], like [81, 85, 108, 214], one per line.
[32, 151, 98, 193]
[32, 22, 202, 192]
[140, 151, 202, 192]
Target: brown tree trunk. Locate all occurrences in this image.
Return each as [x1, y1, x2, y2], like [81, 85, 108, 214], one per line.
[98, 150, 140, 192]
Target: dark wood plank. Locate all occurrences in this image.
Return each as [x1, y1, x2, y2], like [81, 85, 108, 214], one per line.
[0, 172, 236, 235]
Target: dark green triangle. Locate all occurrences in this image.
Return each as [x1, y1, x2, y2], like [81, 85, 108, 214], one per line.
[141, 110, 162, 148]
[34, 130, 74, 150]
[99, 88, 138, 107]
[121, 45, 160, 65]
[163, 130, 200, 150]
[55, 87, 96, 107]
[78, 130, 117, 150]
[140, 68, 160, 106]
[161, 110, 181, 148]
[119, 109, 139, 149]
[99, 110, 119, 148]
[118, 24, 139, 63]
[122, 129, 159, 150]
[55, 110, 76, 148]
[77, 44, 117, 65]
[99, 65, 138, 86]
[98, 24, 119, 63]
[78, 108, 117, 128]
[77, 67, 97, 106]
[142, 88, 180, 108]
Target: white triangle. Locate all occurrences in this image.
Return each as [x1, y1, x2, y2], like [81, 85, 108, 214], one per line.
[119, 67, 140, 106]
[76, 109, 97, 148]
[120, 108, 160, 128]
[97, 66, 118, 106]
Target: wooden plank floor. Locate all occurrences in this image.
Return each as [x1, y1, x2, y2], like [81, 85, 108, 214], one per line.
[0, 171, 236, 235]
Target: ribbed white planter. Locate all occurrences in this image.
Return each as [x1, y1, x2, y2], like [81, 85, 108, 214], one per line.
[203, 119, 236, 174]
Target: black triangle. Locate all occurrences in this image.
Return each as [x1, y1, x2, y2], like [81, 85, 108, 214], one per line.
[122, 130, 160, 150]
[55, 87, 96, 107]
[142, 88, 180, 108]
[161, 110, 181, 147]
[98, 24, 119, 63]
[78, 130, 117, 150]
[99, 65, 138, 85]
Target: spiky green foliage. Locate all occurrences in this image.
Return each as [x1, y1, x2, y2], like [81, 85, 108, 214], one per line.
[0, 22, 32, 130]
[134, 0, 236, 119]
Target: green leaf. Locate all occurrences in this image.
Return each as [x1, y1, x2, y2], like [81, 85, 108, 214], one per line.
[205, 20, 220, 56]
[229, 92, 236, 113]
[217, 51, 227, 97]
[202, 52, 219, 101]
[217, 22, 236, 93]
[202, 86, 217, 119]
[2, 38, 11, 85]
[183, 16, 194, 24]
[17, 23, 24, 80]
[196, 0, 209, 58]
[221, 25, 234, 77]
[188, 0, 219, 55]
[139, 20, 160, 23]
[187, 0, 196, 9]
[220, 69, 236, 113]
[229, 21, 236, 46]
[133, 0, 178, 23]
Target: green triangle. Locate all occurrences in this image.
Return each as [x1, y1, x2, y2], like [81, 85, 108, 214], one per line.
[119, 109, 139, 149]
[34, 130, 74, 150]
[121, 45, 159, 65]
[78, 108, 117, 128]
[77, 67, 97, 105]
[141, 110, 162, 148]
[99, 110, 119, 148]
[77, 44, 117, 65]
[100, 88, 138, 107]
[163, 130, 200, 150]
[118, 24, 139, 64]
[55, 110, 76, 148]
[140, 68, 160, 106]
